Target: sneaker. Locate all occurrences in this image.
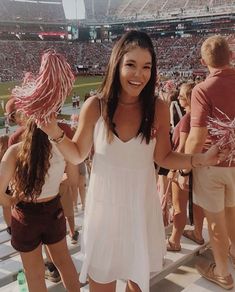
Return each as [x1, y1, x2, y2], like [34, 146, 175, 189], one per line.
[196, 261, 234, 290]
[6, 226, 11, 235]
[71, 230, 79, 244]
[45, 262, 61, 283]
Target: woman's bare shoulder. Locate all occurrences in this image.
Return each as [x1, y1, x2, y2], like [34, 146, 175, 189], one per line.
[9, 142, 21, 150]
[1, 142, 21, 163]
[79, 95, 102, 124]
[82, 95, 100, 111]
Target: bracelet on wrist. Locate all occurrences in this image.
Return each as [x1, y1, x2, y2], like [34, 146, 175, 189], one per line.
[179, 169, 191, 177]
[49, 130, 65, 144]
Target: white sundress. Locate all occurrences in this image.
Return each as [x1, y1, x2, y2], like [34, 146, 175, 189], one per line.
[79, 115, 166, 292]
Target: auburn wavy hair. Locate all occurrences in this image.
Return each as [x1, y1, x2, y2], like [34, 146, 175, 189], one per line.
[180, 82, 195, 106]
[13, 119, 52, 201]
[0, 135, 9, 161]
[98, 30, 157, 144]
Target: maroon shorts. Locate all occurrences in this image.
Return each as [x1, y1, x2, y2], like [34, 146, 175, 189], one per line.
[11, 196, 66, 252]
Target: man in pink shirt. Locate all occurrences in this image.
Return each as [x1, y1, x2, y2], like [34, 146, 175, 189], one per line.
[184, 35, 235, 290]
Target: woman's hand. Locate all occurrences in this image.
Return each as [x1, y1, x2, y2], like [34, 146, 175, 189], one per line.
[194, 145, 229, 167]
[36, 113, 61, 139]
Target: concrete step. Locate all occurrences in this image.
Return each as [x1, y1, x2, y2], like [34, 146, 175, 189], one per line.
[47, 225, 210, 292]
[182, 253, 235, 292]
[0, 229, 11, 244]
[150, 225, 210, 287]
[0, 229, 209, 292]
[0, 204, 210, 292]
[0, 278, 55, 292]
[0, 254, 82, 292]
[1, 253, 118, 292]
[0, 235, 80, 288]
[1, 277, 127, 292]
[0, 205, 83, 290]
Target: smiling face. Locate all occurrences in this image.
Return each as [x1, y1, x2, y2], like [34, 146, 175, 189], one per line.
[118, 47, 152, 101]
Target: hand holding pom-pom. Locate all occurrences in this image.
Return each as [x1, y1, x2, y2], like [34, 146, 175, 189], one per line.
[12, 50, 75, 124]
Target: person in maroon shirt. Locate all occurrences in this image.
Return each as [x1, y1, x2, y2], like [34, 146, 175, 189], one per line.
[184, 35, 235, 290]
[167, 82, 205, 251]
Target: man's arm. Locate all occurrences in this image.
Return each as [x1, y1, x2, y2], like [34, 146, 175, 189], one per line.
[184, 126, 208, 169]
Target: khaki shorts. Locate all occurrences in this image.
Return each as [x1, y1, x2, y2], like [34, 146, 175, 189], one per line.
[193, 166, 235, 212]
[59, 181, 74, 218]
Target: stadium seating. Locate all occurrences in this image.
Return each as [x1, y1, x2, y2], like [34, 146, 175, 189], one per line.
[94, 0, 109, 20]
[84, 0, 234, 22]
[1, 34, 234, 82]
[0, 204, 212, 292]
[0, 0, 65, 23]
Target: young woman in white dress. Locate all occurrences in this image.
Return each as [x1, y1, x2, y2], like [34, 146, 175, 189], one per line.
[40, 31, 225, 292]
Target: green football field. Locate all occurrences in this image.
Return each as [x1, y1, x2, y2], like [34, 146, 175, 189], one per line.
[0, 76, 103, 117]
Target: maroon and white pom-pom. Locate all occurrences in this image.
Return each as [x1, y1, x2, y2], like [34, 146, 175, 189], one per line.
[208, 108, 235, 166]
[12, 50, 75, 123]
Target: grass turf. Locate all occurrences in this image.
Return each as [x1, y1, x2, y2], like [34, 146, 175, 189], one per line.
[0, 76, 103, 117]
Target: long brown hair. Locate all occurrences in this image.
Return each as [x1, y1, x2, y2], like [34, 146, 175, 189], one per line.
[0, 135, 9, 161]
[180, 82, 195, 106]
[13, 119, 52, 201]
[99, 30, 157, 144]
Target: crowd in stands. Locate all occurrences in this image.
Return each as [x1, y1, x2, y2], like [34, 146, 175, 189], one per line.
[0, 32, 235, 291]
[1, 34, 234, 82]
[0, 0, 65, 23]
[0, 41, 76, 81]
[154, 35, 203, 72]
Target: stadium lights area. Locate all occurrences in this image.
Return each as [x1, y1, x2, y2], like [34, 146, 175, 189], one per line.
[12, 0, 62, 3]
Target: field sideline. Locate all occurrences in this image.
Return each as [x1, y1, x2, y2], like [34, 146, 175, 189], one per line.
[0, 76, 103, 117]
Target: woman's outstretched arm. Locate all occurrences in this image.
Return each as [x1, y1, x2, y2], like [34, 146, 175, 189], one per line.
[154, 99, 222, 170]
[40, 96, 100, 165]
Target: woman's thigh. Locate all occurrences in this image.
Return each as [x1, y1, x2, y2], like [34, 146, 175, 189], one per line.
[126, 280, 141, 292]
[46, 237, 73, 268]
[89, 277, 116, 292]
[20, 243, 44, 274]
[20, 244, 47, 292]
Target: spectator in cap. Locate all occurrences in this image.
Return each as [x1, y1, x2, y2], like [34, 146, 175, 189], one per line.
[5, 98, 27, 147]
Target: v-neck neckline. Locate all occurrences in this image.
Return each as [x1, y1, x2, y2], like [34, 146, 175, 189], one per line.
[113, 133, 140, 144]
